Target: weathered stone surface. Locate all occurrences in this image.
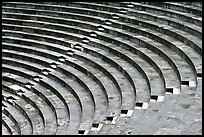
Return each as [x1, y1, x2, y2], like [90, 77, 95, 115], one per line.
[2, 2, 202, 135]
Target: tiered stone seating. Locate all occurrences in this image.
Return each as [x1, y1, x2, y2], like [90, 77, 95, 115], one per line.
[2, 2, 202, 135]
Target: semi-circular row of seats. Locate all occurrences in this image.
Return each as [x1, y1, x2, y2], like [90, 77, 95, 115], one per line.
[2, 2, 202, 135]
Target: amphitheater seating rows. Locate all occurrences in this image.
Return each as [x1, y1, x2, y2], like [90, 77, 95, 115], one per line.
[2, 2, 202, 135]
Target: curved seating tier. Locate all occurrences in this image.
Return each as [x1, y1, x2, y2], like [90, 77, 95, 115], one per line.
[2, 2, 202, 135]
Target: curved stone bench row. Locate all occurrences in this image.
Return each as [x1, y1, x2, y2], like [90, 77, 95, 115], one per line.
[4, 98, 34, 134]
[82, 2, 201, 53]
[2, 29, 163, 129]
[2, 90, 37, 133]
[1, 14, 180, 94]
[2, 2, 201, 135]
[2, 24, 179, 108]
[2, 41, 122, 119]
[2, 41, 126, 134]
[2, 68, 76, 134]
[178, 2, 202, 9]
[1, 41, 118, 106]
[1, 22, 198, 90]
[2, 15, 186, 109]
[69, 2, 201, 40]
[2, 103, 23, 135]
[121, 2, 202, 27]
[2, 73, 72, 132]
[2, 28, 146, 103]
[1, 15, 197, 135]
[2, 35, 132, 113]
[42, 4, 200, 81]
[2, 30, 153, 134]
[3, 4, 199, 61]
[2, 58, 66, 131]
[145, 2, 202, 17]
[15, 94, 45, 135]
[2, 43, 82, 109]
[0, 17, 147, 97]
[2, 21, 165, 97]
[2, 26, 166, 134]
[3, 2, 202, 49]
[2, 70, 58, 135]
[2, 111, 20, 135]
[3, 1, 202, 27]
[2, 59, 86, 134]
[2, 2, 202, 56]
[2, 119, 12, 135]
[1, 5, 200, 83]
[2, 82, 54, 133]
[1, 48, 107, 134]
[35, 3, 200, 69]
[74, 1, 202, 27]
[1, 51, 88, 134]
